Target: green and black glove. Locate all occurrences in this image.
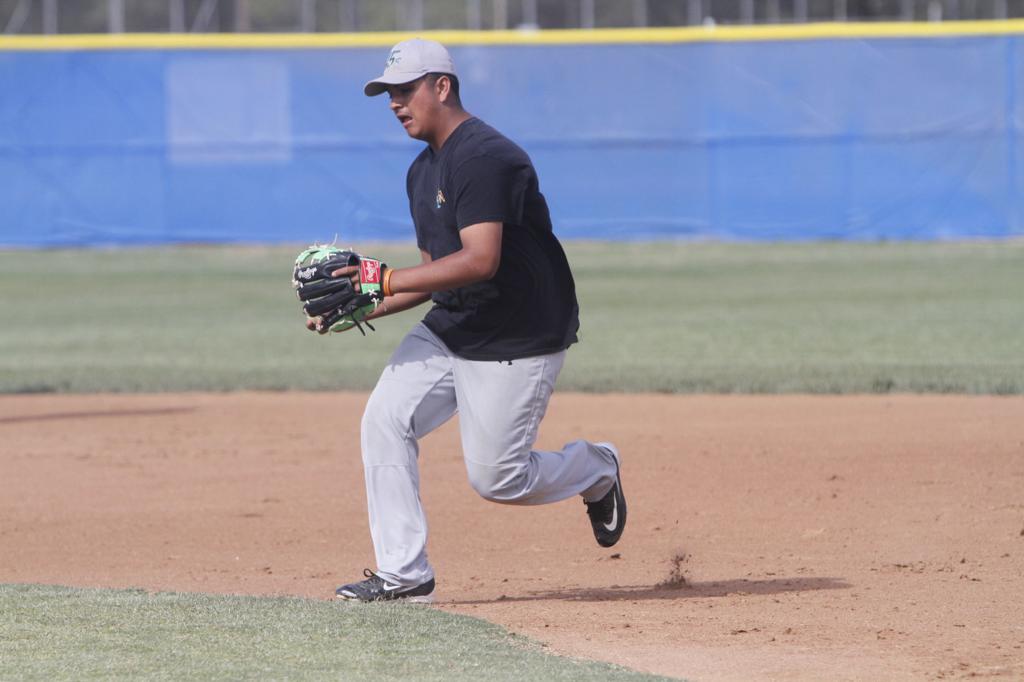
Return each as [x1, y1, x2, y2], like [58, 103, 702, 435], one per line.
[292, 245, 387, 335]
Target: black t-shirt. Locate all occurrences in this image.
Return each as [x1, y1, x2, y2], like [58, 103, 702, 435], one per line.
[406, 117, 580, 361]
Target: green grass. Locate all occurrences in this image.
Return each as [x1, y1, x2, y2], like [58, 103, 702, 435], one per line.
[0, 241, 1021, 393]
[0, 584, 668, 681]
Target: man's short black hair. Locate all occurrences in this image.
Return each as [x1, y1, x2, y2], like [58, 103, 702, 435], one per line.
[426, 72, 460, 102]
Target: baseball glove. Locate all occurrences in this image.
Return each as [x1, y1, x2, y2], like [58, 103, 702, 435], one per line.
[292, 244, 387, 335]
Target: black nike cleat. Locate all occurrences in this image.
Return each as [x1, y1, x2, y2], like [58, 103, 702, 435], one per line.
[585, 442, 626, 548]
[335, 569, 436, 603]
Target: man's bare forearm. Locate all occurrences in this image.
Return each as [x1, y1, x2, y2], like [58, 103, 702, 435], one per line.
[388, 222, 502, 295]
[369, 291, 432, 319]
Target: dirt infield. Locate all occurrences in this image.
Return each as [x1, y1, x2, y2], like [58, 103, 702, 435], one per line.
[2, 392, 1022, 680]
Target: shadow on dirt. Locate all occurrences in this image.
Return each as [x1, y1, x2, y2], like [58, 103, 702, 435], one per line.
[0, 407, 195, 424]
[448, 577, 851, 604]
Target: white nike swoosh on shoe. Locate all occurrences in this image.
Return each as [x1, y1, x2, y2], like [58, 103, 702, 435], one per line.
[602, 496, 618, 531]
[382, 583, 405, 592]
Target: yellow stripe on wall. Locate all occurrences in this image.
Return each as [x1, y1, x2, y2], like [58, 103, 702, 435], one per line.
[2, 20, 1024, 51]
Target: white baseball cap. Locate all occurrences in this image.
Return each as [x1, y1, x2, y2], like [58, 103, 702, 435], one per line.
[364, 38, 457, 97]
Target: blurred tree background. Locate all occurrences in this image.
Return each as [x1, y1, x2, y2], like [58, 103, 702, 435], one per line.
[3, 0, 1023, 34]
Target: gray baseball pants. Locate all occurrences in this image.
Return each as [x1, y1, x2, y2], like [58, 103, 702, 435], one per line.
[360, 322, 619, 587]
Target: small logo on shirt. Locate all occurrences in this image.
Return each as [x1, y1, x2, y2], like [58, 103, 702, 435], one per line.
[435, 189, 446, 209]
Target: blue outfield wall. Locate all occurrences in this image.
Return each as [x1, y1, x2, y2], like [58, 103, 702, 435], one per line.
[0, 30, 1022, 246]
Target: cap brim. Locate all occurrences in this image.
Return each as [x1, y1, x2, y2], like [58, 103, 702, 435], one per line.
[363, 71, 427, 97]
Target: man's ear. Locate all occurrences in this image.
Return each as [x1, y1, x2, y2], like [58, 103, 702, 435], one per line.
[436, 75, 452, 103]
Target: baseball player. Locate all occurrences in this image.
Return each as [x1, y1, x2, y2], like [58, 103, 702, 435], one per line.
[324, 38, 625, 602]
